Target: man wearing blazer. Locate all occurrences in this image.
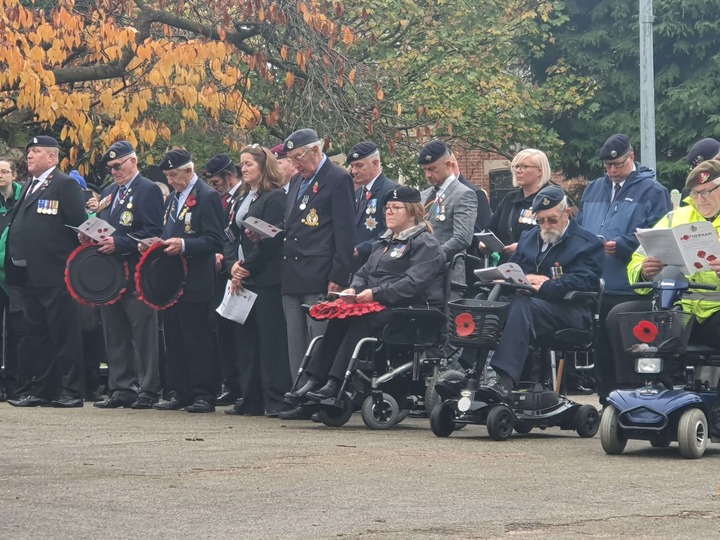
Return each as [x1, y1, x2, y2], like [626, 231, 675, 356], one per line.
[6, 136, 87, 407]
[91, 141, 165, 410]
[280, 129, 356, 416]
[347, 141, 398, 271]
[152, 149, 224, 413]
[419, 140, 477, 296]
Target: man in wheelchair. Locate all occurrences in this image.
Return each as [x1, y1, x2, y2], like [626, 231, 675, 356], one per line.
[605, 160, 720, 437]
[480, 185, 604, 402]
[281, 186, 447, 419]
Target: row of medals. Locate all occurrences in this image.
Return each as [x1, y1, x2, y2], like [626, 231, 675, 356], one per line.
[37, 199, 59, 214]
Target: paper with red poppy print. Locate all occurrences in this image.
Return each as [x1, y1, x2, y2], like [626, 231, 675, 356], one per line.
[474, 262, 529, 285]
[636, 220, 720, 274]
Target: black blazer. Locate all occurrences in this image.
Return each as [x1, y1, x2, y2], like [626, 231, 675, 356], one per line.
[98, 174, 164, 292]
[282, 158, 356, 295]
[5, 168, 87, 287]
[162, 178, 224, 303]
[223, 188, 286, 288]
[354, 173, 399, 262]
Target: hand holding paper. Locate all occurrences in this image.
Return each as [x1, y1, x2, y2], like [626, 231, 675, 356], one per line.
[240, 217, 283, 239]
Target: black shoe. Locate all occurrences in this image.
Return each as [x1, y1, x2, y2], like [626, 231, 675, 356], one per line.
[278, 405, 314, 420]
[51, 396, 84, 408]
[130, 397, 158, 409]
[186, 399, 215, 413]
[7, 395, 49, 407]
[284, 378, 322, 404]
[153, 398, 191, 411]
[85, 391, 105, 402]
[216, 391, 239, 406]
[305, 379, 340, 402]
[480, 381, 513, 404]
[94, 397, 133, 409]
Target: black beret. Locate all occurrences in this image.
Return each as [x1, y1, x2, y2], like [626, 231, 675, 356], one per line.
[102, 140, 135, 163]
[346, 141, 378, 164]
[269, 144, 287, 160]
[687, 138, 720, 168]
[26, 135, 60, 150]
[203, 153, 234, 178]
[531, 185, 566, 213]
[418, 140, 449, 165]
[599, 134, 632, 161]
[686, 160, 720, 189]
[283, 128, 320, 152]
[85, 183, 101, 194]
[382, 186, 422, 206]
[158, 149, 192, 171]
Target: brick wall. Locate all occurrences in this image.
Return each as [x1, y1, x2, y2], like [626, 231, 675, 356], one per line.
[453, 148, 511, 191]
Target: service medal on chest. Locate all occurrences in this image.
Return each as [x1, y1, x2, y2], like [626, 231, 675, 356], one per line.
[365, 216, 377, 231]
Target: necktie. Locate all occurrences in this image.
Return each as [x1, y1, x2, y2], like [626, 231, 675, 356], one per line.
[222, 192, 231, 210]
[424, 187, 439, 215]
[296, 177, 313, 200]
[357, 187, 367, 211]
[26, 178, 40, 199]
[113, 186, 127, 211]
[611, 182, 621, 203]
[168, 194, 179, 224]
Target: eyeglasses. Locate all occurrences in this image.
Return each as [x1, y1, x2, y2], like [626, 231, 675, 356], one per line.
[0, 169, 13, 175]
[108, 156, 133, 172]
[689, 184, 720, 199]
[385, 204, 406, 214]
[288, 147, 312, 164]
[511, 164, 539, 172]
[535, 216, 561, 225]
[604, 155, 631, 170]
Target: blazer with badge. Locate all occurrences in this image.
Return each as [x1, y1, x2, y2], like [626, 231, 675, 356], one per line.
[5, 168, 87, 287]
[282, 158, 356, 295]
[354, 173, 398, 262]
[162, 178, 224, 303]
[421, 177, 477, 283]
[97, 174, 164, 292]
[223, 188, 286, 288]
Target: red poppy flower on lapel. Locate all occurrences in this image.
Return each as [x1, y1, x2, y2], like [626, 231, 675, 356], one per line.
[186, 194, 197, 207]
[312, 182, 319, 194]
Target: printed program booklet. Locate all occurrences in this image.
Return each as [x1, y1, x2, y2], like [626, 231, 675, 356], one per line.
[635, 221, 720, 274]
[474, 262, 530, 285]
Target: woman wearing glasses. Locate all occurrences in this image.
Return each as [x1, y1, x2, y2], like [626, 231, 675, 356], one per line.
[224, 144, 292, 417]
[281, 186, 446, 416]
[605, 160, 720, 438]
[481, 149, 552, 263]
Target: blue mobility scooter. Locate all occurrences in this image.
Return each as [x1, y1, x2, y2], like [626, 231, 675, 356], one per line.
[600, 271, 720, 459]
[430, 281, 601, 441]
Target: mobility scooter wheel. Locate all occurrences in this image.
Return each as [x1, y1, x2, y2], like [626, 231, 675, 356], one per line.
[599, 406, 627, 455]
[316, 394, 354, 427]
[513, 423, 533, 434]
[575, 405, 600, 438]
[361, 393, 400, 430]
[430, 402, 456, 437]
[425, 369, 466, 415]
[486, 406, 514, 441]
[649, 437, 671, 448]
[677, 408, 708, 459]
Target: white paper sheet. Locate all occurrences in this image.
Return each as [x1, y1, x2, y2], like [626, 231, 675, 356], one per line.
[66, 217, 116, 242]
[240, 217, 283, 239]
[474, 231, 505, 252]
[127, 234, 164, 248]
[474, 262, 530, 285]
[636, 221, 720, 274]
[216, 280, 257, 324]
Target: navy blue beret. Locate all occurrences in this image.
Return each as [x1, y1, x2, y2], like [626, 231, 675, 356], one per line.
[346, 141, 378, 164]
[203, 153, 234, 178]
[418, 140, 449, 165]
[26, 135, 60, 150]
[687, 138, 720, 168]
[382, 186, 422, 206]
[283, 129, 320, 152]
[102, 140, 135, 163]
[269, 144, 287, 159]
[159, 149, 192, 171]
[599, 134, 632, 161]
[531, 185, 566, 213]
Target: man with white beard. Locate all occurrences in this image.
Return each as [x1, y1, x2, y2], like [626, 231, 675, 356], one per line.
[478, 185, 604, 403]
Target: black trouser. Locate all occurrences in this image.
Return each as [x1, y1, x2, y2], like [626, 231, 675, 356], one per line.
[163, 301, 220, 403]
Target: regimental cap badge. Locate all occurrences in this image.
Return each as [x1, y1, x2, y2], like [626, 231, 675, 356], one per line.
[287, 141, 294, 150]
[542, 197, 550, 207]
[33, 137, 38, 144]
[424, 155, 432, 162]
[109, 151, 116, 159]
[699, 171, 710, 184]
[352, 152, 359, 159]
[168, 159, 172, 167]
[610, 150, 617, 158]
[391, 189, 398, 199]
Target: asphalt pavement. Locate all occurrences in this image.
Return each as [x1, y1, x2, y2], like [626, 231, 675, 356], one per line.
[0, 396, 718, 538]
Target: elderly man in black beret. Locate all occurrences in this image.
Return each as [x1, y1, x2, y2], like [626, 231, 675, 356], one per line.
[88, 141, 165, 409]
[418, 140, 477, 297]
[576, 133, 670, 404]
[203, 153, 242, 210]
[279, 128, 356, 419]
[150, 149, 225, 413]
[6, 136, 88, 407]
[270, 144, 297, 193]
[346, 141, 398, 270]
[479, 185, 604, 402]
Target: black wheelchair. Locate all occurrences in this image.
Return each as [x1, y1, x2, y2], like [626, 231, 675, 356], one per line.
[430, 279, 603, 440]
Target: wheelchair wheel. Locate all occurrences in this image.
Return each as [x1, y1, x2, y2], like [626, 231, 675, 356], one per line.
[677, 408, 708, 459]
[316, 394, 354, 427]
[361, 393, 400, 430]
[396, 409, 410, 424]
[486, 405, 514, 441]
[430, 402, 456, 437]
[425, 369, 466, 415]
[575, 405, 600, 438]
[599, 406, 627, 455]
